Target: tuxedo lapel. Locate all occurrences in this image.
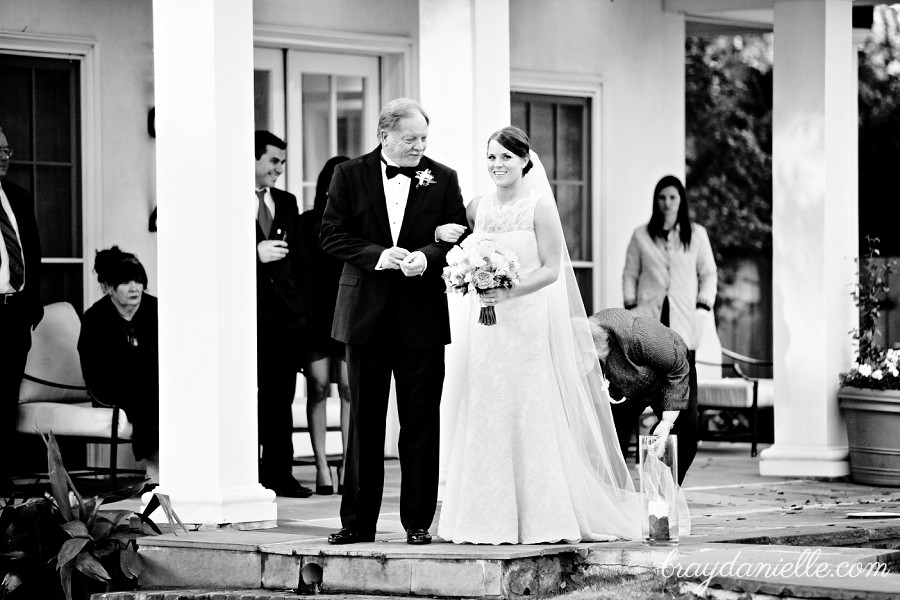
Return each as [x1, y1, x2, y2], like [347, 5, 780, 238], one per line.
[397, 159, 433, 247]
[362, 149, 393, 245]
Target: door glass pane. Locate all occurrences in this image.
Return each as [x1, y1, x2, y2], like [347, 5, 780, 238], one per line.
[254, 70, 271, 130]
[36, 165, 79, 257]
[528, 102, 555, 177]
[35, 67, 73, 163]
[556, 183, 589, 261]
[574, 268, 593, 313]
[302, 73, 330, 210]
[336, 75, 364, 159]
[0, 66, 31, 159]
[40, 263, 83, 314]
[511, 102, 528, 134]
[557, 104, 583, 180]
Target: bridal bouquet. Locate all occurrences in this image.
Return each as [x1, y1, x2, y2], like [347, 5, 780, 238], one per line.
[442, 233, 520, 326]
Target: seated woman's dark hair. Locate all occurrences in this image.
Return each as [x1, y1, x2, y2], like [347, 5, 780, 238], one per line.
[488, 126, 534, 175]
[94, 246, 148, 288]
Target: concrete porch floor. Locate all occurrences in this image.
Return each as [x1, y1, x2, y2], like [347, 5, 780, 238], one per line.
[103, 442, 900, 599]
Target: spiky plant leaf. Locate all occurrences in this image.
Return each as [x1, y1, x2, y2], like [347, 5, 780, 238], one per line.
[119, 546, 144, 579]
[61, 521, 91, 539]
[73, 551, 110, 582]
[56, 538, 90, 568]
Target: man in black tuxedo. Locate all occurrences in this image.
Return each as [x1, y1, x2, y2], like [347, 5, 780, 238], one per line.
[321, 99, 467, 545]
[0, 125, 43, 492]
[254, 130, 313, 498]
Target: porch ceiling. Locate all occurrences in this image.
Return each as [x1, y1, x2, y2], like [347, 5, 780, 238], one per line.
[665, 0, 880, 36]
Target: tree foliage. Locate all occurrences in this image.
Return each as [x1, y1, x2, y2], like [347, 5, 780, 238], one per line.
[685, 34, 773, 262]
[859, 6, 900, 255]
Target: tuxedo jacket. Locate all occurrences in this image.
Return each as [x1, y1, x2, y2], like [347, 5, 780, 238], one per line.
[320, 147, 467, 349]
[2, 180, 42, 327]
[256, 187, 311, 331]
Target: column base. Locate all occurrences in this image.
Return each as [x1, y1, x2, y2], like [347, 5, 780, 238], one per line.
[758, 444, 850, 478]
[143, 483, 278, 529]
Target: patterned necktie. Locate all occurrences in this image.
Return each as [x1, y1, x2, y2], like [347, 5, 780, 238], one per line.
[0, 200, 25, 291]
[256, 189, 272, 238]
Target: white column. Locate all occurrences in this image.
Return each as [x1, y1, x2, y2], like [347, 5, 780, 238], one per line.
[417, 0, 511, 494]
[151, 0, 277, 525]
[759, 0, 857, 478]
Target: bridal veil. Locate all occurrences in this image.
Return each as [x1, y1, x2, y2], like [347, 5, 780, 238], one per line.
[523, 151, 690, 539]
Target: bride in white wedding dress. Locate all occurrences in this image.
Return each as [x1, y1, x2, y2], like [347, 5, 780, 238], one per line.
[437, 127, 681, 544]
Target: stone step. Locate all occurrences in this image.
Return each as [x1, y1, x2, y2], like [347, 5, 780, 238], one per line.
[94, 592, 399, 600]
[136, 530, 586, 599]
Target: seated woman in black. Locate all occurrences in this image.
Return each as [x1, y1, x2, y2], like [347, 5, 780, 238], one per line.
[78, 246, 159, 483]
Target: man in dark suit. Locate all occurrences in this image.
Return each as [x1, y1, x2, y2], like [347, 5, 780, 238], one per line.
[0, 125, 43, 493]
[321, 99, 467, 545]
[588, 308, 695, 484]
[254, 130, 313, 498]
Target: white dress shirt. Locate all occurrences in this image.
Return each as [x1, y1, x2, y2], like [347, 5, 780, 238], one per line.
[0, 182, 26, 293]
[380, 157, 411, 245]
[376, 155, 426, 273]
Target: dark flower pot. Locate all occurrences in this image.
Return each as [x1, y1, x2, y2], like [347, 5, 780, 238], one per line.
[838, 386, 900, 486]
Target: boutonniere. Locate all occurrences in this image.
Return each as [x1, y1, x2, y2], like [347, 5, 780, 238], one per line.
[415, 169, 435, 188]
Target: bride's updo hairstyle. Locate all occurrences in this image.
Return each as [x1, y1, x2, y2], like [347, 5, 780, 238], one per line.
[488, 126, 534, 176]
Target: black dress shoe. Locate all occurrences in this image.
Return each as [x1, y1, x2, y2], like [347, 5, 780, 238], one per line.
[406, 528, 432, 545]
[328, 526, 374, 545]
[262, 477, 313, 498]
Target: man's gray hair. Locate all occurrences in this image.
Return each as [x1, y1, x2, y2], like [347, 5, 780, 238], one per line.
[588, 315, 611, 362]
[377, 98, 429, 135]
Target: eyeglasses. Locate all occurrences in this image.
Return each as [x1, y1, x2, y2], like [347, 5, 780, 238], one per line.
[0, 148, 12, 159]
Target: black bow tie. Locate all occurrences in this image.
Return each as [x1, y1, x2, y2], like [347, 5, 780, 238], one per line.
[385, 164, 418, 179]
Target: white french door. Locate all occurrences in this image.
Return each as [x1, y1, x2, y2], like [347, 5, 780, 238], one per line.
[254, 48, 379, 210]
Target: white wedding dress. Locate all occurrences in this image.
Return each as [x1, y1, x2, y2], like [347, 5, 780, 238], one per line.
[438, 190, 646, 544]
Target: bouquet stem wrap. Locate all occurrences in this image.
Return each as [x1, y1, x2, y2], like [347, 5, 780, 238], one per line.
[478, 303, 497, 326]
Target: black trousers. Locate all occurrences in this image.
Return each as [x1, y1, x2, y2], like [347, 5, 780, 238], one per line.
[340, 314, 444, 535]
[610, 350, 699, 485]
[0, 298, 33, 483]
[257, 307, 304, 483]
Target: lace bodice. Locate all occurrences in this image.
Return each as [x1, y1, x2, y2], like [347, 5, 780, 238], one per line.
[474, 191, 538, 234]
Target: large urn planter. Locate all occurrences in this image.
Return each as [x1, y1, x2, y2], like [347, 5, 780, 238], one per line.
[838, 386, 900, 486]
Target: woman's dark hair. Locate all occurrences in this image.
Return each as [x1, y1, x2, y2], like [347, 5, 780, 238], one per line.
[313, 156, 350, 214]
[94, 246, 148, 288]
[648, 175, 692, 249]
[488, 126, 534, 175]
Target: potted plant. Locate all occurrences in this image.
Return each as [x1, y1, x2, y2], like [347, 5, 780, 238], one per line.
[838, 237, 900, 486]
[1, 432, 185, 599]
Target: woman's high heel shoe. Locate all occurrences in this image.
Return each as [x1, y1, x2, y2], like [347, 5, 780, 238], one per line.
[316, 484, 334, 496]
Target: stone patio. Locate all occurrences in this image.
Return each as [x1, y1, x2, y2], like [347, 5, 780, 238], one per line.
[97, 443, 900, 599]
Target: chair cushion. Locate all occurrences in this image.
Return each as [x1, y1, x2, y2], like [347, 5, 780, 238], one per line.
[19, 302, 90, 403]
[17, 401, 133, 439]
[698, 377, 775, 409]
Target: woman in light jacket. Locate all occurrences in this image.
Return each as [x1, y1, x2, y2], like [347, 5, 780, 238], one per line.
[617, 174, 717, 480]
